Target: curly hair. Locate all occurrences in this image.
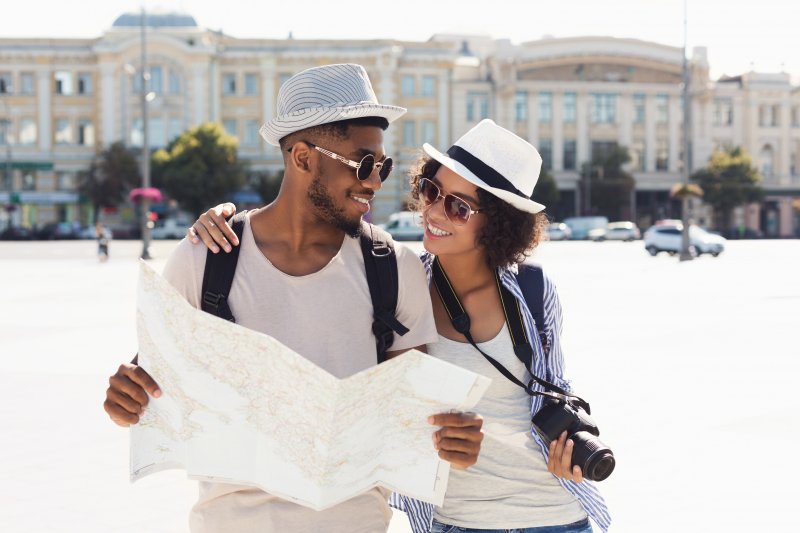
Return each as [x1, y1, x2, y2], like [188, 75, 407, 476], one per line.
[409, 157, 548, 270]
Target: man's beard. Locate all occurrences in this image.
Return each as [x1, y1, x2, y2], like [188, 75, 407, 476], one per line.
[307, 174, 363, 238]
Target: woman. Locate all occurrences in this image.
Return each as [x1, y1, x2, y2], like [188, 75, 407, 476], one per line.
[189, 119, 611, 533]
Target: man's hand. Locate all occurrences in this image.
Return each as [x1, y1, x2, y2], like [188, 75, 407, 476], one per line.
[187, 203, 239, 253]
[547, 431, 584, 483]
[428, 411, 484, 469]
[104, 363, 162, 427]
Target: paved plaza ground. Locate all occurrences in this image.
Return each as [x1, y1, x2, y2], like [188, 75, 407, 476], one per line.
[1, 237, 797, 532]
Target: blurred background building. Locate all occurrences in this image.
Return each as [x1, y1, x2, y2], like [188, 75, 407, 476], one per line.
[0, 11, 798, 236]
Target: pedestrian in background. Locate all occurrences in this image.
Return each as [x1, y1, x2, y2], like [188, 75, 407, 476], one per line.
[96, 222, 110, 262]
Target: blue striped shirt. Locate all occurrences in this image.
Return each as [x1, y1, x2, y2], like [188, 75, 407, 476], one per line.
[389, 253, 612, 532]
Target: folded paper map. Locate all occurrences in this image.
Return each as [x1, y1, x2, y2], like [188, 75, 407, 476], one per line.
[130, 261, 490, 510]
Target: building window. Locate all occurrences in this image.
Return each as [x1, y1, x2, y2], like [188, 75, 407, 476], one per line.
[223, 119, 237, 139]
[148, 66, 163, 94]
[713, 97, 733, 126]
[466, 91, 489, 122]
[244, 73, 258, 96]
[130, 118, 143, 147]
[563, 92, 576, 123]
[149, 117, 165, 147]
[223, 74, 236, 95]
[759, 145, 774, 177]
[631, 140, 646, 172]
[279, 73, 292, 86]
[515, 91, 528, 122]
[656, 139, 668, 170]
[633, 93, 646, 124]
[77, 73, 92, 95]
[20, 73, 35, 95]
[421, 76, 436, 97]
[0, 121, 9, 144]
[591, 93, 617, 124]
[55, 72, 73, 95]
[77, 120, 94, 146]
[538, 92, 552, 123]
[169, 71, 181, 94]
[655, 94, 668, 124]
[421, 120, 436, 144]
[244, 120, 260, 146]
[792, 107, 799, 127]
[403, 121, 416, 147]
[19, 119, 37, 145]
[563, 139, 576, 170]
[539, 139, 552, 171]
[0, 73, 12, 94]
[168, 118, 183, 142]
[401, 75, 415, 97]
[55, 119, 73, 144]
[57, 172, 76, 191]
[22, 171, 36, 191]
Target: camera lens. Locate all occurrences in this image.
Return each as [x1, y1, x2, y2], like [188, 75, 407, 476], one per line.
[570, 431, 615, 482]
[587, 453, 615, 482]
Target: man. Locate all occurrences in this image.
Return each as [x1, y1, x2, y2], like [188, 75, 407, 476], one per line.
[103, 64, 484, 533]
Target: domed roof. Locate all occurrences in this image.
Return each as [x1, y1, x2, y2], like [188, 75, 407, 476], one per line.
[112, 11, 198, 29]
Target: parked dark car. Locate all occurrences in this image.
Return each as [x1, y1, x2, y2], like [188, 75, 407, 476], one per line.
[36, 222, 82, 240]
[0, 226, 36, 240]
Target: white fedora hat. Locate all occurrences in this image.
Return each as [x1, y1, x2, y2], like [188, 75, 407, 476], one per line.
[422, 119, 546, 214]
[260, 63, 407, 146]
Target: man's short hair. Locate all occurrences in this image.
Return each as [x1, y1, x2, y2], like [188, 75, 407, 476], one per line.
[278, 116, 390, 152]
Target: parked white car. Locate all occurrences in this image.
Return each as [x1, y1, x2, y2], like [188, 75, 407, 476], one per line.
[602, 221, 641, 242]
[563, 216, 609, 240]
[379, 211, 424, 241]
[643, 224, 726, 257]
[151, 219, 191, 240]
[546, 222, 572, 241]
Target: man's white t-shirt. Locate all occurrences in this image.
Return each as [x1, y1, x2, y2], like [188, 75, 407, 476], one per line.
[161, 212, 438, 533]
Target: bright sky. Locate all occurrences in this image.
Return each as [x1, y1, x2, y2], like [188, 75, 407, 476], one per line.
[3, 0, 797, 81]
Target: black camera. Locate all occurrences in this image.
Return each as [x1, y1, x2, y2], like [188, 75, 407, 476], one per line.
[531, 398, 615, 482]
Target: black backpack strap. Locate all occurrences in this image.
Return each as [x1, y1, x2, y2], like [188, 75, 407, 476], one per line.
[359, 222, 409, 364]
[516, 262, 549, 356]
[200, 211, 248, 322]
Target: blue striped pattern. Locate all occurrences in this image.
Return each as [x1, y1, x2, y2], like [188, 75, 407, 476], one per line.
[390, 253, 612, 533]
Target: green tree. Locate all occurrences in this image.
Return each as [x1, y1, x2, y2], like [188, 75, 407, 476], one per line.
[152, 122, 245, 215]
[691, 147, 763, 230]
[79, 142, 141, 222]
[581, 144, 635, 220]
[531, 168, 560, 212]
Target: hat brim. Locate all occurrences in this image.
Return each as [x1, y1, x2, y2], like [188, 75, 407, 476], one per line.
[422, 143, 546, 214]
[260, 103, 407, 146]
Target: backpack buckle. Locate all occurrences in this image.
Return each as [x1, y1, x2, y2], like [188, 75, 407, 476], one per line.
[202, 291, 225, 311]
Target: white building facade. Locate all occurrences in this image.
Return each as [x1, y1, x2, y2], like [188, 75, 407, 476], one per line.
[0, 13, 798, 236]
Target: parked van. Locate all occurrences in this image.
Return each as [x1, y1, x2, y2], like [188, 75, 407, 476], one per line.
[562, 216, 609, 240]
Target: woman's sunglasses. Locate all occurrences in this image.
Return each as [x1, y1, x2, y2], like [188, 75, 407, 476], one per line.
[418, 177, 482, 225]
[296, 142, 394, 182]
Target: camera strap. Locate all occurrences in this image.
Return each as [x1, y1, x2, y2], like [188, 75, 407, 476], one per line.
[431, 257, 591, 413]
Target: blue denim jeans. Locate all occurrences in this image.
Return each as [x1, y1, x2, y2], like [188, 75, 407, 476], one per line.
[430, 517, 593, 533]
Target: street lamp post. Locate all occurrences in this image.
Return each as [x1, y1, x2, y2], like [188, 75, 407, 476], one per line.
[679, 0, 694, 261]
[139, 7, 152, 260]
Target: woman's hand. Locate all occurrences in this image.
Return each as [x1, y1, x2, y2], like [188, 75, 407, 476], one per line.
[187, 203, 239, 253]
[548, 431, 584, 483]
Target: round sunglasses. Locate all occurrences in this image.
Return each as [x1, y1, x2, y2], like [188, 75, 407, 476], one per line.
[300, 142, 394, 182]
[418, 177, 482, 225]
